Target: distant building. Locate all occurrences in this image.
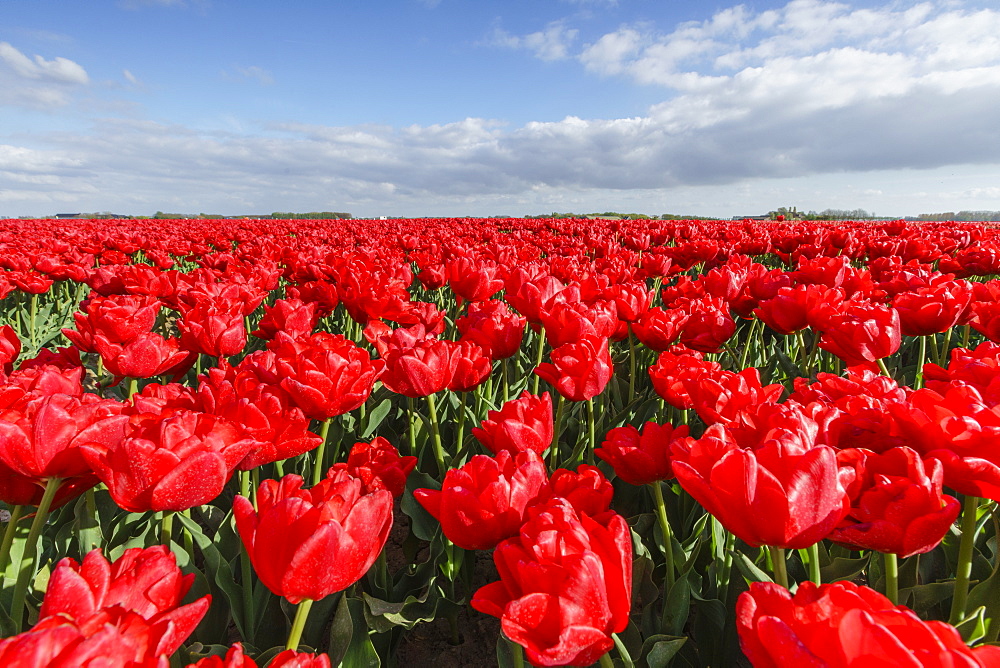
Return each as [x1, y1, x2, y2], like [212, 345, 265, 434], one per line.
[55, 213, 83, 219]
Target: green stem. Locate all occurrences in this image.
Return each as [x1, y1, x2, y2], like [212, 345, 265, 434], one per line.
[550, 394, 564, 469]
[239, 472, 256, 630]
[884, 551, 898, 604]
[950, 495, 980, 625]
[455, 391, 467, 460]
[914, 335, 927, 389]
[599, 652, 615, 668]
[651, 482, 676, 591]
[532, 326, 546, 395]
[29, 292, 37, 350]
[587, 397, 596, 459]
[627, 326, 637, 404]
[510, 639, 526, 668]
[740, 317, 761, 369]
[769, 545, 789, 589]
[285, 598, 315, 651]
[311, 417, 334, 486]
[426, 393, 447, 475]
[0, 504, 25, 574]
[407, 398, 418, 458]
[501, 357, 510, 404]
[161, 510, 174, 547]
[806, 542, 821, 585]
[876, 357, 892, 378]
[796, 330, 809, 376]
[11, 477, 61, 632]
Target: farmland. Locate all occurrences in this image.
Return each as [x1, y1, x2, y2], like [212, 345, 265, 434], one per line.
[0, 216, 998, 666]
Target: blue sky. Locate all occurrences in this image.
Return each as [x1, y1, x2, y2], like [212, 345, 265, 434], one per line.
[2, 0, 1000, 218]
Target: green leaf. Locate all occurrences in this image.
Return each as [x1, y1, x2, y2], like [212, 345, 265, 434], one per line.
[730, 549, 774, 584]
[328, 591, 354, 668]
[639, 635, 687, 668]
[496, 634, 519, 668]
[955, 606, 988, 645]
[663, 575, 692, 637]
[362, 587, 442, 632]
[900, 581, 955, 616]
[174, 512, 248, 637]
[360, 397, 393, 438]
[819, 555, 871, 583]
[401, 471, 441, 542]
[342, 596, 381, 667]
[968, 567, 1000, 642]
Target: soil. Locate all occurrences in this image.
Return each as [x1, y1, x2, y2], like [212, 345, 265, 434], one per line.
[385, 506, 503, 668]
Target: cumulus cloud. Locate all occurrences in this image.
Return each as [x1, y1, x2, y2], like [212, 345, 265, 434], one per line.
[3, 0, 1000, 216]
[0, 42, 89, 108]
[489, 21, 579, 61]
[224, 65, 274, 85]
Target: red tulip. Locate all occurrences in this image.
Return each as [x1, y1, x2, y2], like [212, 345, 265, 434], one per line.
[814, 300, 901, 367]
[185, 643, 258, 667]
[830, 447, 959, 557]
[541, 464, 614, 517]
[737, 580, 1000, 667]
[379, 338, 456, 398]
[251, 298, 319, 341]
[63, 294, 162, 353]
[890, 382, 1000, 500]
[753, 284, 843, 335]
[0, 612, 194, 667]
[534, 335, 612, 402]
[234, 470, 393, 603]
[81, 410, 254, 512]
[456, 299, 526, 360]
[923, 342, 1000, 406]
[596, 421, 687, 486]
[272, 331, 385, 420]
[472, 391, 553, 457]
[266, 649, 333, 668]
[197, 364, 322, 471]
[670, 404, 852, 549]
[414, 449, 548, 550]
[648, 348, 721, 410]
[40, 546, 209, 631]
[327, 436, 416, 498]
[472, 497, 632, 667]
[0, 392, 126, 481]
[538, 299, 617, 348]
[95, 332, 196, 381]
[631, 307, 688, 352]
[447, 255, 504, 303]
[893, 280, 972, 336]
[678, 296, 737, 353]
[0, 325, 21, 373]
[177, 300, 247, 358]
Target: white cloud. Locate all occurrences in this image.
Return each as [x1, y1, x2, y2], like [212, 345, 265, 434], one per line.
[0, 42, 89, 108]
[0, 42, 88, 84]
[228, 65, 274, 86]
[489, 21, 579, 61]
[3, 1, 1000, 218]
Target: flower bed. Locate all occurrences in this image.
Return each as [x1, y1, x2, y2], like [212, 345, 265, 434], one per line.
[0, 216, 999, 666]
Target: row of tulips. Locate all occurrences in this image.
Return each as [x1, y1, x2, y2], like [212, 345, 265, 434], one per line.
[0, 216, 999, 666]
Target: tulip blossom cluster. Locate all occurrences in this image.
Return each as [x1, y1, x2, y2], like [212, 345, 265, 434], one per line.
[2, 214, 1000, 665]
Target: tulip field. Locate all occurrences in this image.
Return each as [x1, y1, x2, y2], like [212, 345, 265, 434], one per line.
[4, 215, 1000, 666]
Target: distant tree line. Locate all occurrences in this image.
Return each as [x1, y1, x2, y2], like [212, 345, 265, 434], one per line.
[268, 212, 352, 219]
[524, 212, 715, 220]
[912, 211, 1000, 222]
